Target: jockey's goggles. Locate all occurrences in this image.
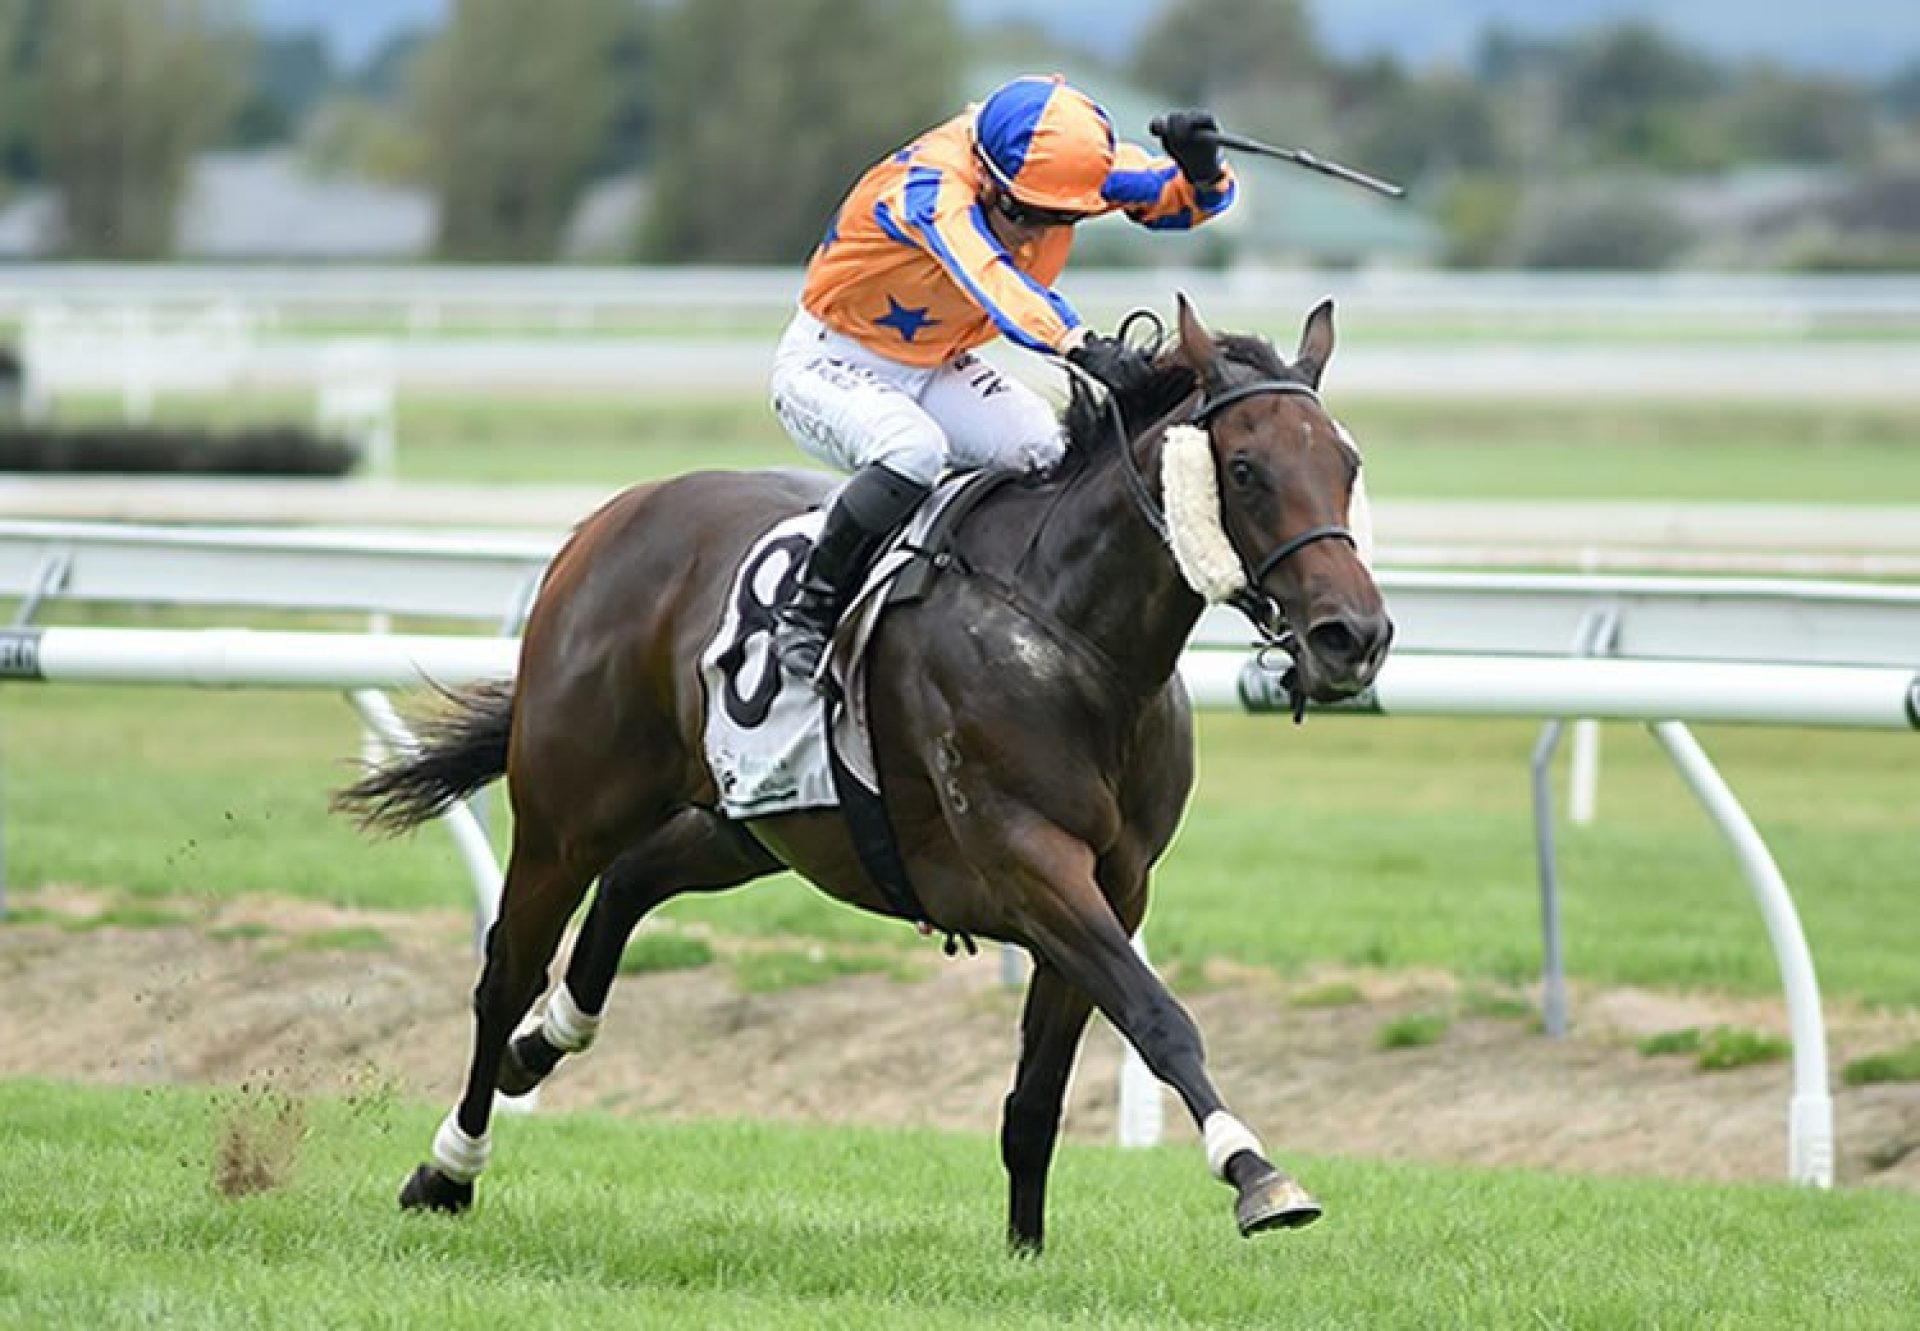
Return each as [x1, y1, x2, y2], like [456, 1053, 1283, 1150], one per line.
[992, 191, 1088, 229]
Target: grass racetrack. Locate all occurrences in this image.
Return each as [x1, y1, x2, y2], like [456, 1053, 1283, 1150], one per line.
[3, 1080, 1917, 1330]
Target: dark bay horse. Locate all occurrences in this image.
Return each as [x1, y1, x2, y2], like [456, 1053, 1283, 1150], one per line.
[336, 296, 1391, 1252]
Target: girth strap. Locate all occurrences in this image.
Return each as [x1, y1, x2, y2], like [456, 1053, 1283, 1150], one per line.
[822, 467, 1018, 948]
[825, 697, 975, 956]
[824, 701, 929, 927]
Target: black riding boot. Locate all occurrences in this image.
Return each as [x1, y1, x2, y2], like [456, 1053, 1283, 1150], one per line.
[772, 463, 930, 684]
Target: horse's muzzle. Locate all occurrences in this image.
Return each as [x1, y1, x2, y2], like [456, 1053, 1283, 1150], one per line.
[1299, 610, 1393, 699]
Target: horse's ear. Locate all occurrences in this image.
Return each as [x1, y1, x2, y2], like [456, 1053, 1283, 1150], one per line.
[1174, 291, 1215, 373]
[1294, 298, 1336, 389]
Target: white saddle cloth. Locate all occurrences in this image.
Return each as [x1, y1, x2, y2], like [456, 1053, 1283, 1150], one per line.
[699, 477, 972, 820]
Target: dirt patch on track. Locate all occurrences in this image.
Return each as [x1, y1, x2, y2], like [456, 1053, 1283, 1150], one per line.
[4, 887, 1917, 1192]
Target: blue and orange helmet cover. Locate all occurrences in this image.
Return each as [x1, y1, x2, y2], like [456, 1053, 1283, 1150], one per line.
[971, 75, 1116, 214]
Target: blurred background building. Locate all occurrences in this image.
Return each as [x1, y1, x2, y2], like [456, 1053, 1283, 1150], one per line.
[0, 0, 1915, 270]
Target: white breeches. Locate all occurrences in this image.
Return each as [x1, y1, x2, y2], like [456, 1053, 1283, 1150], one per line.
[770, 309, 1065, 487]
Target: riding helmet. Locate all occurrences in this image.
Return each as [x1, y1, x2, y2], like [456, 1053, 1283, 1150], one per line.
[971, 75, 1115, 215]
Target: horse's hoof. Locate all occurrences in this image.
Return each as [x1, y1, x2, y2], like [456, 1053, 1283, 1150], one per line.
[399, 1163, 473, 1214]
[1234, 1170, 1322, 1236]
[496, 1032, 561, 1098]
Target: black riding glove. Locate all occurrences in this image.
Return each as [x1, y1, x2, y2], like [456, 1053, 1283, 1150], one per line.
[1066, 333, 1155, 395]
[1155, 109, 1224, 188]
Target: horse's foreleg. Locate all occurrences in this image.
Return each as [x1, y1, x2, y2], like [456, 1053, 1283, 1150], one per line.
[1001, 961, 1095, 1255]
[499, 809, 779, 1098]
[1008, 821, 1321, 1238]
[401, 829, 590, 1214]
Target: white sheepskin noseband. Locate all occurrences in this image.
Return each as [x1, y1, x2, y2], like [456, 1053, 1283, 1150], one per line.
[1162, 424, 1247, 603]
[1163, 420, 1376, 603]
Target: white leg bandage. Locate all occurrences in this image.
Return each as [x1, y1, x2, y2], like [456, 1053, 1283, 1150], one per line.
[1202, 1110, 1266, 1180]
[1162, 426, 1247, 603]
[431, 1110, 492, 1184]
[539, 984, 601, 1054]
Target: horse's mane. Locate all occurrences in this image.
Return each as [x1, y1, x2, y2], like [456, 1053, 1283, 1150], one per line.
[1055, 328, 1301, 478]
[1211, 332, 1296, 384]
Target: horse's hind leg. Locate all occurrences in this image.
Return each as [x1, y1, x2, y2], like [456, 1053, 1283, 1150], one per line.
[399, 820, 596, 1213]
[1001, 961, 1095, 1255]
[498, 809, 778, 1097]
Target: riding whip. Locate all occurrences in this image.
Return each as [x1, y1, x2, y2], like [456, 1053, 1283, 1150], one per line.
[1149, 119, 1406, 199]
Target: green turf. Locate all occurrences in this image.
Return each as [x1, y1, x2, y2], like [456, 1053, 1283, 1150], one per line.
[396, 393, 1920, 503]
[616, 931, 715, 976]
[4, 686, 1914, 1007]
[1842, 1040, 1920, 1087]
[391, 393, 795, 485]
[1146, 713, 1920, 1006]
[1340, 398, 1920, 503]
[47, 388, 1920, 503]
[0, 1079, 1914, 1330]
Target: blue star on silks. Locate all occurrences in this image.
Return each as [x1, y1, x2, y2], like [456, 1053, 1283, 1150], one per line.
[874, 296, 939, 344]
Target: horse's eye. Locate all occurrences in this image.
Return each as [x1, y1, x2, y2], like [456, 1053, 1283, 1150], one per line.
[1227, 457, 1256, 488]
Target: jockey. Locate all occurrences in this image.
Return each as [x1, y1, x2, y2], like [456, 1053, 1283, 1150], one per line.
[768, 74, 1238, 683]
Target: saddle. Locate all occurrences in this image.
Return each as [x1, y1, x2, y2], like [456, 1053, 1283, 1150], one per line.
[876, 465, 1018, 609]
[701, 468, 1018, 945]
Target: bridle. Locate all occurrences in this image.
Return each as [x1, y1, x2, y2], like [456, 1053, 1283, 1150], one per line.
[1188, 379, 1358, 601]
[1067, 320, 1358, 717]
[1087, 356, 1355, 612]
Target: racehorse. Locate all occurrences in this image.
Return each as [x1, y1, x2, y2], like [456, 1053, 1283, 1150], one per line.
[335, 295, 1392, 1252]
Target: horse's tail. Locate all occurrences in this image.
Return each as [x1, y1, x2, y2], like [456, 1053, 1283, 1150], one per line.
[332, 679, 514, 835]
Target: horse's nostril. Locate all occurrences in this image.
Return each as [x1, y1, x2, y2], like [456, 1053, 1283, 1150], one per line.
[1306, 613, 1392, 680]
[1306, 619, 1358, 665]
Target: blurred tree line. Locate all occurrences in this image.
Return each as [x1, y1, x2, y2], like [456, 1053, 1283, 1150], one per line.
[0, 0, 956, 262]
[0, 0, 1915, 267]
[1129, 0, 1910, 267]
[0, 0, 247, 258]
